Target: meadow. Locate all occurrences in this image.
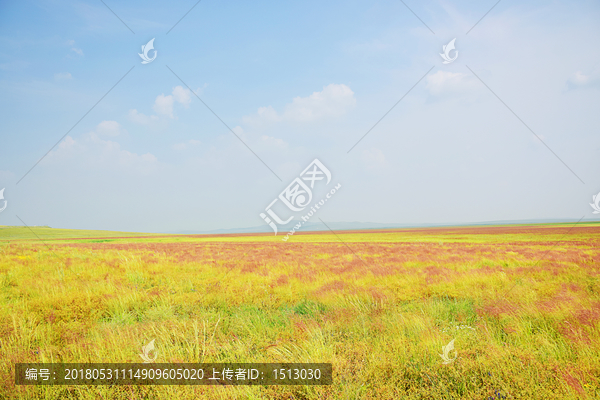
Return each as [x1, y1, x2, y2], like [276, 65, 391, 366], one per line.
[0, 223, 599, 399]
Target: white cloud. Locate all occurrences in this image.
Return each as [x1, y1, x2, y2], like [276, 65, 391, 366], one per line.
[194, 84, 208, 96]
[284, 84, 356, 121]
[153, 93, 175, 118]
[173, 86, 192, 107]
[154, 86, 193, 118]
[244, 83, 356, 125]
[567, 70, 599, 89]
[128, 109, 159, 125]
[58, 135, 76, 152]
[96, 120, 126, 137]
[66, 39, 83, 57]
[87, 133, 157, 171]
[231, 125, 246, 138]
[132, 86, 193, 123]
[172, 139, 201, 151]
[260, 135, 287, 149]
[54, 72, 72, 81]
[253, 106, 279, 123]
[572, 71, 590, 85]
[232, 125, 245, 136]
[425, 71, 478, 96]
[46, 132, 157, 174]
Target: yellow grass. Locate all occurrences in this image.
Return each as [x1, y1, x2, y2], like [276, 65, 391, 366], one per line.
[0, 223, 599, 399]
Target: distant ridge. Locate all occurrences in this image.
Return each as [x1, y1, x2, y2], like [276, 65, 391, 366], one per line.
[165, 218, 591, 235]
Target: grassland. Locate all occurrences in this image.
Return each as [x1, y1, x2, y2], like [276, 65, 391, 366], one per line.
[1, 223, 599, 399]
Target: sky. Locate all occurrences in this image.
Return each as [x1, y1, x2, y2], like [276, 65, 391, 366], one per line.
[0, 0, 599, 233]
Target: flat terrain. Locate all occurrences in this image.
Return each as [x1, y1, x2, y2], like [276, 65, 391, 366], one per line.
[1, 223, 599, 399]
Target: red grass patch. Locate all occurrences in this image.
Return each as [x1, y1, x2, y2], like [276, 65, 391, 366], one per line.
[537, 290, 577, 313]
[315, 280, 349, 296]
[574, 303, 600, 327]
[275, 275, 288, 286]
[560, 369, 585, 396]
[476, 300, 519, 318]
[558, 321, 591, 345]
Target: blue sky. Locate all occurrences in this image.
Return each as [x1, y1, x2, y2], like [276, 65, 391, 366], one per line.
[0, 0, 599, 233]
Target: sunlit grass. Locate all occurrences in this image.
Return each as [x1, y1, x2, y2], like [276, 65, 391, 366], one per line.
[0, 224, 599, 399]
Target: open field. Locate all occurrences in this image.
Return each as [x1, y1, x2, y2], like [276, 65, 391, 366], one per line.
[1, 223, 599, 399]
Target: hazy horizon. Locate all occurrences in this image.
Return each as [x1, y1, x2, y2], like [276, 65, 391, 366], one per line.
[1, 216, 595, 236]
